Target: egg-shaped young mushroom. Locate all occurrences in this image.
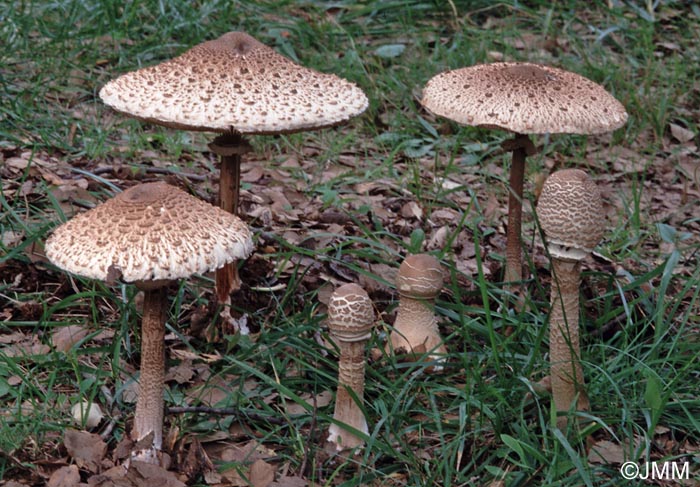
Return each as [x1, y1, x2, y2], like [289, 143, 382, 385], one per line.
[388, 254, 446, 369]
[100, 31, 368, 304]
[422, 63, 626, 297]
[326, 283, 375, 451]
[536, 169, 604, 429]
[45, 182, 253, 464]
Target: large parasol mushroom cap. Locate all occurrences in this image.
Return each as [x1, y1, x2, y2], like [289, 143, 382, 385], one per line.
[99, 31, 369, 135]
[421, 62, 628, 135]
[536, 168, 604, 261]
[45, 182, 253, 283]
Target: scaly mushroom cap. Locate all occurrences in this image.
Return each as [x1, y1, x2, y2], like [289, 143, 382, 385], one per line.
[45, 182, 253, 283]
[396, 254, 444, 300]
[99, 31, 368, 135]
[328, 283, 375, 342]
[536, 169, 604, 261]
[421, 62, 628, 135]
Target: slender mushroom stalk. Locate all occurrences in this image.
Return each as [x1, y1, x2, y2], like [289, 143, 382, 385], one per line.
[45, 182, 253, 464]
[536, 169, 604, 429]
[326, 283, 375, 451]
[99, 31, 368, 306]
[388, 254, 446, 370]
[421, 62, 627, 297]
[130, 283, 168, 462]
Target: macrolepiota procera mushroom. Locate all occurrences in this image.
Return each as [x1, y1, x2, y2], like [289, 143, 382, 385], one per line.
[326, 283, 375, 451]
[388, 254, 447, 369]
[45, 182, 253, 464]
[99, 31, 368, 307]
[421, 62, 627, 296]
[536, 169, 604, 429]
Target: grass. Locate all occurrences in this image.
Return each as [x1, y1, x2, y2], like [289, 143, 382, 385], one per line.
[1, 0, 699, 486]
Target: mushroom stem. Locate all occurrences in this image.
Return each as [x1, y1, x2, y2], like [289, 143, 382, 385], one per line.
[328, 340, 368, 450]
[209, 132, 253, 303]
[549, 258, 589, 429]
[326, 283, 374, 451]
[391, 295, 446, 361]
[502, 133, 536, 296]
[132, 285, 168, 463]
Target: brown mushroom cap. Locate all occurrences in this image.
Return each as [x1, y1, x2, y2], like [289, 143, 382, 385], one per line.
[328, 283, 375, 342]
[421, 62, 628, 135]
[99, 31, 368, 135]
[45, 182, 253, 283]
[536, 169, 604, 261]
[396, 254, 444, 299]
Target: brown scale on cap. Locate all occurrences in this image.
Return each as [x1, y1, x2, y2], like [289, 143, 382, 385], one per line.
[45, 182, 253, 284]
[536, 169, 604, 430]
[537, 168, 604, 261]
[99, 31, 368, 135]
[327, 283, 375, 451]
[421, 62, 628, 135]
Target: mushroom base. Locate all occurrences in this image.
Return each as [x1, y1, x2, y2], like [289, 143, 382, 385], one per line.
[389, 296, 446, 371]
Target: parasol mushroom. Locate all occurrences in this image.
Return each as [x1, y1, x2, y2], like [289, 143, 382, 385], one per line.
[326, 283, 375, 451]
[536, 168, 604, 429]
[99, 31, 368, 306]
[45, 182, 253, 464]
[388, 254, 446, 369]
[421, 62, 627, 296]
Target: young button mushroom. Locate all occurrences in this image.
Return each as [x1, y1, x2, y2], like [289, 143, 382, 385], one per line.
[45, 182, 253, 464]
[326, 283, 375, 451]
[388, 254, 447, 369]
[421, 63, 627, 297]
[99, 31, 368, 305]
[536, 169, 604, 429]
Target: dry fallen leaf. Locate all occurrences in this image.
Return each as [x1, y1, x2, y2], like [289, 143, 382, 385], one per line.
[126, 461, 187, 486]
[587, 437, 644, 465]
[670, 123, 696, 143]
[71, 400, 105, 429]
[248, 459, 276, 487]
[48, 465, 81, 487]
[52, 324, 90, 352]
[269, 476, 309, 487]
[64, 428, 107, 473]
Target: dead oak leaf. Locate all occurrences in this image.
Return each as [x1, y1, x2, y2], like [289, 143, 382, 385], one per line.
[48, 465, 82, 487]
[64, 429, 107, 473]
[52, 324, 90, 353]
[248, 459, 276, 487]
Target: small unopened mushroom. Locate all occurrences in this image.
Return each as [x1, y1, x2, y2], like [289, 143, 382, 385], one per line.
[99, 31, 368, 304]
[422, 63, 627, 296]
[536, 169, 604, 428]
[46, 182, 253, 464]
[388, 254, 446, 368]
[326, 283, 375, 451]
